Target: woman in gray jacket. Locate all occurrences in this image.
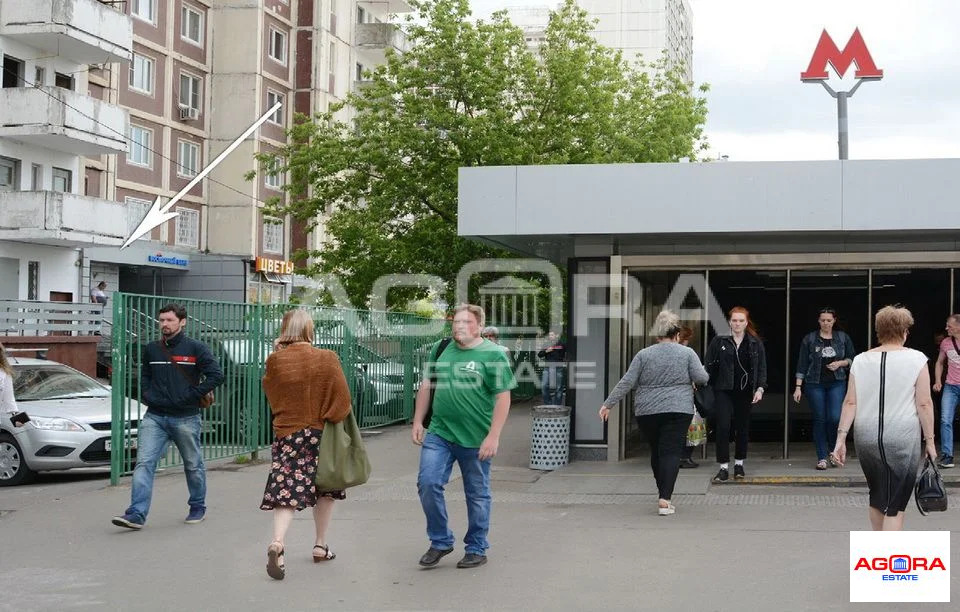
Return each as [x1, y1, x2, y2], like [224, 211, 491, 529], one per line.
[599, 310, 709, 515]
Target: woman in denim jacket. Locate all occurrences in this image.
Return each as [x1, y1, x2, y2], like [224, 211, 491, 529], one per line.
[793, 308, 856, 470]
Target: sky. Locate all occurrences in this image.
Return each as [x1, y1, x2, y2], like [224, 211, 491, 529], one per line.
[466, 0, 960, 161]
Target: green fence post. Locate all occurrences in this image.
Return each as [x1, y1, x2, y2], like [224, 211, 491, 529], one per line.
[109, 293, 124, 485]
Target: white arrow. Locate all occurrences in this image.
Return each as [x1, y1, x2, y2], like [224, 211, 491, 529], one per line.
[121, 101, 283, 249]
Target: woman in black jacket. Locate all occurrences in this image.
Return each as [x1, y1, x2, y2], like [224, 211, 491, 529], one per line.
[705, 306, 767, 482]
[792, 307, 855, 470]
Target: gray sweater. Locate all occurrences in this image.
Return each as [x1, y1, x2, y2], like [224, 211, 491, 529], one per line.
[602, 342, 709, 417]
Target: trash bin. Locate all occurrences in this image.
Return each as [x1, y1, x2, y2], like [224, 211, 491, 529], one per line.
[529, 405, 571, 470]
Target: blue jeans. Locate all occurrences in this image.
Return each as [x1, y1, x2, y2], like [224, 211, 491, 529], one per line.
[417, 432, 491, 555]
[125, 412, 206, 522]
[807, 380, 846, 461]
[941, 383, 959, 458]
[541, 365, 566, 405]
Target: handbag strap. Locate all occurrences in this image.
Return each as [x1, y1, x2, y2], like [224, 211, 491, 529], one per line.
[951, 336, 959, 356]
[158, 340, 198, 387]
[428, 337, 453, 407]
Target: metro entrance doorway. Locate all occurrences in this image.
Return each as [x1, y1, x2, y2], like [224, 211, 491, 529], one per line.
[621, 266, 955, 459]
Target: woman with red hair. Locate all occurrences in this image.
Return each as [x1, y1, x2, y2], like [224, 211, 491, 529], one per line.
[705, 307, 768, 482]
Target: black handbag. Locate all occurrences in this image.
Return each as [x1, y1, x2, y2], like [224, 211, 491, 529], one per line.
[915, 457, 948, 515]
[693, 385, 715, 419]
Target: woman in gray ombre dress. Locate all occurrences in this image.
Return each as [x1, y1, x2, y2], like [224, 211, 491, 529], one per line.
[832, 306, 937, 531]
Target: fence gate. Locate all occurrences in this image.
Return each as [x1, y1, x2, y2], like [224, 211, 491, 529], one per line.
[110, 294, 445, 484]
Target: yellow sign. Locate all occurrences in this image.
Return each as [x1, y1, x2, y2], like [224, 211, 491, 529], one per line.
[255, 257, 294, 275]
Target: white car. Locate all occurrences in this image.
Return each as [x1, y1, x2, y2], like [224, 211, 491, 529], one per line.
[0, 358, 139, 486]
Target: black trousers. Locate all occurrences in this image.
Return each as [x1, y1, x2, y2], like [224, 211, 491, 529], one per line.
[714, 389, 754, 463]
[635, 412, 691, 500]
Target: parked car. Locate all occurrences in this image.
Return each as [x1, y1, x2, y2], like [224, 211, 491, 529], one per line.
[0, 357, 140, 486]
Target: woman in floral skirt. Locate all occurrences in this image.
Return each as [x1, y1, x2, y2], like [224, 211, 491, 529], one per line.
[260, 308, 352, 580]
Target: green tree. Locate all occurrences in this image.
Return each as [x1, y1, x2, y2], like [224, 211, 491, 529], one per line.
[260, 0, 708, 310]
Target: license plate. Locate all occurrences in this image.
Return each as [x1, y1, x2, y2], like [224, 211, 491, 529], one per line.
[104, 438, 137, 452]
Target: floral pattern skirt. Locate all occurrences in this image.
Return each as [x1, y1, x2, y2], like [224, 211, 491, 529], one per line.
[260, 427, 346, 511]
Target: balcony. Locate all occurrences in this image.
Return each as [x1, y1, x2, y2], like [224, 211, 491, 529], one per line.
[0, 0, 133, 65]
[355, 23, 407, 55]
[0, 191, 129, 246]
[0, 87, 128, 155]
[358, 0, 414, 14]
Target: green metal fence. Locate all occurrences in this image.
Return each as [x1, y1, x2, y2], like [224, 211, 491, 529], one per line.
[109, 294, 447, 484]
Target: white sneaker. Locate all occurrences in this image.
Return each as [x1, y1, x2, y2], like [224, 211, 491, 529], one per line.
[658, 503, 675, 516]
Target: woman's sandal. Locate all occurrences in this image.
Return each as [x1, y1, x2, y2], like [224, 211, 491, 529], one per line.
[313, 544, 336, 562]
[267, 542, 285, 580]
[816, 459, 828, 471]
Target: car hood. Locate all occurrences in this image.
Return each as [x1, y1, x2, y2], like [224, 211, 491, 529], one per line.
[15, 396, 138, 425]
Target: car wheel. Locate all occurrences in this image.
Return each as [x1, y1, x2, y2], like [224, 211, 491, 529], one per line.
[0, 433, 36, 486]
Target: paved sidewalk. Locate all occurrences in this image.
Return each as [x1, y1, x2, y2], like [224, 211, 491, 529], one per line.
[1, 403, 957, 611]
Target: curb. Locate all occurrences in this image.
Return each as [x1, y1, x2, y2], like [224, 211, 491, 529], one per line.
[714, 475, 960, 487]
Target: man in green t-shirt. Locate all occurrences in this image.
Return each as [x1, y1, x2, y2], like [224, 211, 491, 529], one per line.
[411, 304, 516, 569]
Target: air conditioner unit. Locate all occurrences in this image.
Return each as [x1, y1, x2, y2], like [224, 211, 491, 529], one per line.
[178, 105, 199, 121]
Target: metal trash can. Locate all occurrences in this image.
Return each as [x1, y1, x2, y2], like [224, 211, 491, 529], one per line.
[529, 405, 571, 470]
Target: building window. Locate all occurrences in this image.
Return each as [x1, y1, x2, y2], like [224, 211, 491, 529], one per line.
[264, 160, 282, 190]
[266, 90, 284, 125]
[268, 28, 287, 65]
[356, 62, 364, 82]
[52, 167, 72, 193]
[179, 72, 201, 111]
[181, 4, 204, 46]
[31, 164, 42, 190]
[0, 156, 19, 191]
[129, 53, 154, 95]
[2, 56, 24, 88]
[132, 0, 157, 23]
[357, 6, 366, 23]
[263, 217, 283, 254]
[34, 66, 45, 87]
[328, 41, 337, 95]
[27, 261, 39, 301]
[55, 72, 74, 91]
[128, 125, 152, 167]
[125, 197, 152, 240]
[175, 207, 199, 248]
[177, 140, 200, 178]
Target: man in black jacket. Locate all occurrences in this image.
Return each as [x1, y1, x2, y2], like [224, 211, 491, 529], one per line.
[113, 304, 224, 530]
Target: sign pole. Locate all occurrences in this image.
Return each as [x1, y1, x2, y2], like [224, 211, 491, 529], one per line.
[837, 90, 849, 160]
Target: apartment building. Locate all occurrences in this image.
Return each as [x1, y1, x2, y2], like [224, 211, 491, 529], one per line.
[205, 0, 411, 303]
[0, 0, 132, 303]
[0, 0, 411, 306]
[507, 0, 694, 82]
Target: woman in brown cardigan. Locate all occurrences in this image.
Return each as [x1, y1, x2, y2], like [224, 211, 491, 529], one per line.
[260, 308, 352, 580]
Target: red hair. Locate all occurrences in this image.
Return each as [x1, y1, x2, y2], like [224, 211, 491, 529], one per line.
[728, 306, 760, 338]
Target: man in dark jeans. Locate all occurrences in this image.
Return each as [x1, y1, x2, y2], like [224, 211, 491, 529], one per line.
[112, 303, 224, 530]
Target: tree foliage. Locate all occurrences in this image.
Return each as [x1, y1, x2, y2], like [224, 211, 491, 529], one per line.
[262, 0, 708, 309]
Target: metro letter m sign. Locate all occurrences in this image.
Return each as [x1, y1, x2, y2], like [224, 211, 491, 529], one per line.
[801, 28, 883, 81]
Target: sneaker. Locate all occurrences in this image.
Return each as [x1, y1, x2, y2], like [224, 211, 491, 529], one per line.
[679, 458, 699, 469]
[657, 502, 676, 516]
[456, 553, 488, 569]
[111, 513, 144, 530]
[418, 547, 454, 567]
[184, 507, 206, 524]
[712, 467, 729, 482]
[734, 464, 745, 480]
[938, 455, 955, 469]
